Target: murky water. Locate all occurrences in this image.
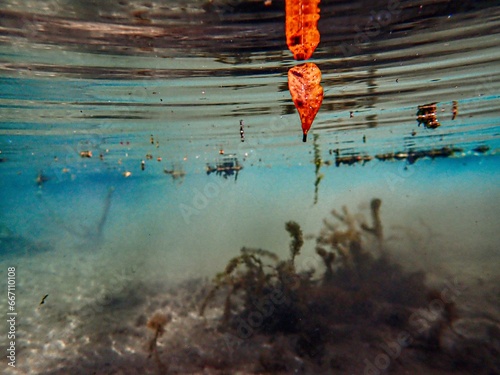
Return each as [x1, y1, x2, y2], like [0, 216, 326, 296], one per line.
[0, 1, 499, 374]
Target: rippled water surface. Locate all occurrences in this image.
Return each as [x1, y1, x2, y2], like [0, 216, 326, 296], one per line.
[1, 0, 499, 168]
[0, 1, 499, 374]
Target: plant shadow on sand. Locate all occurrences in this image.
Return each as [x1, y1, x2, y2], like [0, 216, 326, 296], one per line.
[35, 199, 499, 375]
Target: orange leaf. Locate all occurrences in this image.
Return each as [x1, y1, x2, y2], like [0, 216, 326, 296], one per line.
[285, 0, 321, 61]
[288, 63, 324, 142]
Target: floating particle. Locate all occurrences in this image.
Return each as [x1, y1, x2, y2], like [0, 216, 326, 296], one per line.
[416, 103, 440, 129]
[452, 100, 458, 120]
[288, 62, 324, 142]
[123, 171, 131, 178]
[240, 120, 245, 142]
[80, 151, 92, 158]
[473, 145, 489, 153]
[35, 172, 49, 187]
[286, 0, 321, 60]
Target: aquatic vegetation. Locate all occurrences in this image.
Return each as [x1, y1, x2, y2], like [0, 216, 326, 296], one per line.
[200, 220, 309, 334]
[146, 312, 170, 374]
[312, 134, 323, 205]
[200, 199, 453, 364]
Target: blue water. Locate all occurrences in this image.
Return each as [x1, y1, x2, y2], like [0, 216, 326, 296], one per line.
[0, 0, 499, 373]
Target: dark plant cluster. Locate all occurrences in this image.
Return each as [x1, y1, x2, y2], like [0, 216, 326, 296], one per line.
[199, 199, 436, 359]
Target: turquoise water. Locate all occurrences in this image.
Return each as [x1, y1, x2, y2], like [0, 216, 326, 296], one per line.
[0, 1, 499, 374]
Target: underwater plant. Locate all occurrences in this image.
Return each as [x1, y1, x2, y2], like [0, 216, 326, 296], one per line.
[312, 133, 324, 205]
[146, 312, 170, 374]
[199, 219, 318, 343]
[196, 198, 500, 375]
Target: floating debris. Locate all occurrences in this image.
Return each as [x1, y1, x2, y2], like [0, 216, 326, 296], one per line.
[375, 152, 395, 162]
[288, 63, 324, 142]
[335, 154, 372, 167]
[473, 145, 490, 153]
[374, 147, 464, 165]
[416, 102, 440, 129]
[39, 294, 48, 306]
[394, 152, 409, 160]
[240, 119, 245, 142]
[452, 100, 458, 120]
[285, 0, 320, 61]
[164, 166, 186, 183]
[35, 171, 50, 187]
[206, 156, 243, 180]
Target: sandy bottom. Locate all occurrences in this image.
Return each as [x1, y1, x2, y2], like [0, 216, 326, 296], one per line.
[1, 237, 499, 375]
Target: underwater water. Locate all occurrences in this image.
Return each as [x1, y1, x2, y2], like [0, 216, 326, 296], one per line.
[0, 0, 499, 374]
